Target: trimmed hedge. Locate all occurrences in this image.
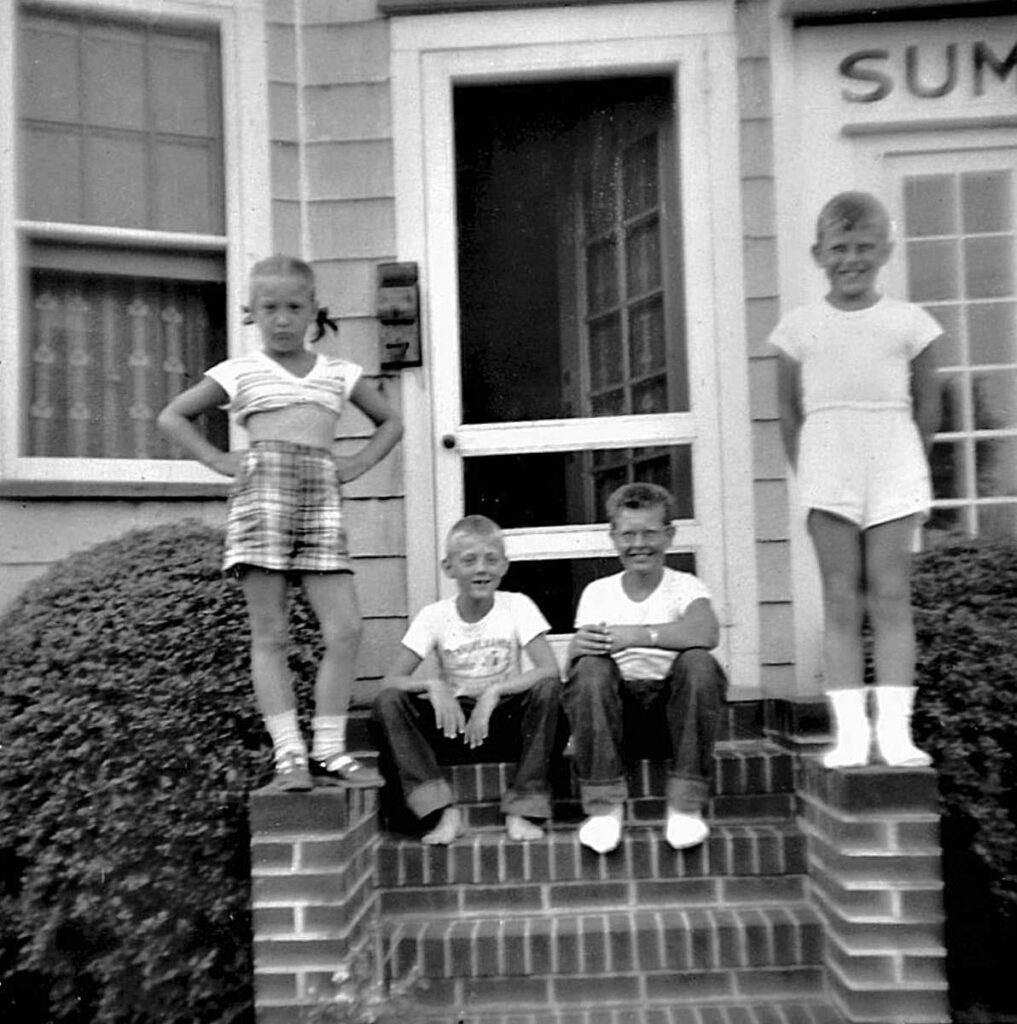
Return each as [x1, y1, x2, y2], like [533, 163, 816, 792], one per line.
[0, 521, 322, 1024]
[911, 537, 1017, 1018]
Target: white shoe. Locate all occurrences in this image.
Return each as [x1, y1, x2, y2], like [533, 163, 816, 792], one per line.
[578, 805, 623, 854]
[822, 688, 871, 768]
[665, 810, 709, 850]
[874, 687, 932, 767]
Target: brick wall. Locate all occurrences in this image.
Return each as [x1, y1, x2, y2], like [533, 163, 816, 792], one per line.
[798, 757, 950, 1023]
[249, 787, 382, 1023]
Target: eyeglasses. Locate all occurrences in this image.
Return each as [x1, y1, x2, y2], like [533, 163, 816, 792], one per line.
[613, 529, 667, 545]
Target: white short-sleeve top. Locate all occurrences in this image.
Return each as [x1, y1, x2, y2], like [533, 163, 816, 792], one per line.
[204, 350, 363, 427]
[768, 297, 941, 415]
[574, 567, 713, 681]
[401, 591, 551, 700]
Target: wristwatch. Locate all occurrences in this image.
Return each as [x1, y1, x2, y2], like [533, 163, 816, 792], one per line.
[647, 627, 659, 647]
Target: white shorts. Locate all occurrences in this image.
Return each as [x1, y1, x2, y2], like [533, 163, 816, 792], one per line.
[798, 407, 931, 528]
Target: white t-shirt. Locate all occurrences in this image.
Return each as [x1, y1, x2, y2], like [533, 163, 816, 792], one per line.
[768, 297, 940, 416]
[574, 567, 713, 681]
[401, 591, 551, 699]
[205, 350, 363, 428]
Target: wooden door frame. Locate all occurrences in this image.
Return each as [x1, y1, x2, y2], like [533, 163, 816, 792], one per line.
[391, 1, 761, 688]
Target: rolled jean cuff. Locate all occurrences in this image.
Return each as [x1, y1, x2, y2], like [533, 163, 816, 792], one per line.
[579, 778, 628, 816]
[501, 789, 552, 820]
[667, 775, 709, 814]
[407, 778, 455, 820]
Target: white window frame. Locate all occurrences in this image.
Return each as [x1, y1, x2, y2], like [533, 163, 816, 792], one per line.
[0, 0, 271, 489]
[391, 1, 761, 688]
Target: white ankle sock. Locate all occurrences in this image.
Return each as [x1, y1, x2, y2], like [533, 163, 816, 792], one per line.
[875, 687, 931, 767]
[823, 688, 871, 768]
[578, 805, 623, 854]
[264, 710, 307, 767]
[665, 810, 709, 850]
[311, 714, 348, 760]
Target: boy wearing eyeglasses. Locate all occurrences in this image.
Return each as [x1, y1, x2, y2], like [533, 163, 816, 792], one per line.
[564, 482, 727, 855]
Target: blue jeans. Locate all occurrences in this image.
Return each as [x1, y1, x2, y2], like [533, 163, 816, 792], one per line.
[371, 677, 561, 821]
[563, 649, 727, 815]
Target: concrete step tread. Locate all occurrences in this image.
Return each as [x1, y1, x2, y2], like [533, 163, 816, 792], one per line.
[413, 1002, 846, 1024]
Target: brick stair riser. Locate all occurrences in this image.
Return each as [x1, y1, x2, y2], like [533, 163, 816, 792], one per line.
[378, 826, 807, 889]
[386, 907, 824, 980]
[405, 967, 828, 1013]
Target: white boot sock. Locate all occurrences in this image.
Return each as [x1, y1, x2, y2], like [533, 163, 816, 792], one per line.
[874, 686, 931, 767]
[665, 809, 709, 850]
[311, 714, 348, 760]
[264, 710, 308, 769]
[822, 688, 871, 768]
[578, 805, 623, 854]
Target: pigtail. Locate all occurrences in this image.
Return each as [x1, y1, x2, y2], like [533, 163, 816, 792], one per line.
[312, 307, 339, 343]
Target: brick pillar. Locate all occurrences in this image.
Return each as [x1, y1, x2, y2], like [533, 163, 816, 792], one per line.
[249, 787, 381, 1024]
[798, 756, 949, 1023]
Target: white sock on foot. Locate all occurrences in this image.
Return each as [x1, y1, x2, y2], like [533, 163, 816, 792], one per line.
[264, 710, 307, 768]
[578, 805, 623, 854]
[822, 688, 871, 768]
[875, 687, 931, 767]
[311, 714, 348, 760]
[665, 810, 709, 850]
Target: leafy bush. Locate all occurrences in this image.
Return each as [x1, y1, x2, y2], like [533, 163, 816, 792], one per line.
[0, 521, 323, 1024]
[911, 537, 1017, 1016]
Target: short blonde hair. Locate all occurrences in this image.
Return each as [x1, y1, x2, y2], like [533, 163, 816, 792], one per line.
[445, 514, 504, 555]
[605, 482, 675, 526]
[815, 191, 890, 244]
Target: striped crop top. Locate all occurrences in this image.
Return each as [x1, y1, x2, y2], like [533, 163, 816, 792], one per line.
[204, 350, 363, 427]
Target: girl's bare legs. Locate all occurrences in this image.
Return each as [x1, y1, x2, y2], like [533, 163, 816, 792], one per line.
[808, 510, 871, 766]
[301, 572, 381, 785]
[864, 515, 931, 766]
[242, 568, 310, 787]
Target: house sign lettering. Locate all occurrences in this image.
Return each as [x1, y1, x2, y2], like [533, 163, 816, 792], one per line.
[839, 39, 1017, 102]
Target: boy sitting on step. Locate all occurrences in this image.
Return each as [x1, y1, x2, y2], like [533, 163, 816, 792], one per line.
[372, 515, 561, 845]
[564, 483, 728, 855]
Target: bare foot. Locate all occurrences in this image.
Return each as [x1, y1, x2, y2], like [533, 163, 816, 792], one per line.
[422, 806, 463, 846]
[506, 815, 544, 841]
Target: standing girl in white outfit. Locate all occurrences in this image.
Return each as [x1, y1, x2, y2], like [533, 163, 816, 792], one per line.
[159, 255, 402, 789]
[771, 192, 941, 768]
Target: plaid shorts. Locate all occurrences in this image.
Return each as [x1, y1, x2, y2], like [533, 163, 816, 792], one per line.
[224, 441, 352, 575]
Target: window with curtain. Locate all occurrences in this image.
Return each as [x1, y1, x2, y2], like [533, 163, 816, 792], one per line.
[18, 5, 228, 459]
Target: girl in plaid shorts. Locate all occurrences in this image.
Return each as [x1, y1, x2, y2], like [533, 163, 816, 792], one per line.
[159, 256, 403, 790]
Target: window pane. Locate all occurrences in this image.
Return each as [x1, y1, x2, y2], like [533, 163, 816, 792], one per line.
[20, 16, 80, 122]
[503, 552, 697, 634]
[589, 314, 623, 391]
[907, 239, 959, 301]
[83, 29, 145, 130]
[972, 371, 1017, 430]
[977, 504, 1017, 541]
[976, 438, 1017, 497]
[964, 237, 1014, 300]
[925, 304, 961, 365]
[155, 142, 221, 234]
[629, 296, 665, 378]
[969, 302, 1016, 365]
[463, 445, 695, 529]
[938, 376, 966, 433]
[930, 440, 968, 500]
[85, 134, 147, 227]
[25, 264, 227, 459]
[152, 40, 217, 136]
[622, 134, 658, 218]
[961, 170, 1012, 234]
[23, 128, 82, 222]
[586, 240, 619, 313]
[904, 175, 956, 237]
[625, 218, 661, 297]
[631, 375, 668, 415]
[925, 505, 967, 542]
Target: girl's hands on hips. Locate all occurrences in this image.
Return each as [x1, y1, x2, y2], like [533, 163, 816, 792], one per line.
[333, 453, 369, 484]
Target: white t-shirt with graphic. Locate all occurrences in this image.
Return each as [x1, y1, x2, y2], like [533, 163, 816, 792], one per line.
[401, 591, 551, 699]
[574, 567, 713, 681]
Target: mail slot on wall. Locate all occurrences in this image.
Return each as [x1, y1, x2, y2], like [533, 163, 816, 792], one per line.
[376, 261, 422, 370]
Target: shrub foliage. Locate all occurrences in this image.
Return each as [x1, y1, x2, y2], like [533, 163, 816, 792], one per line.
[911, 537, 1017, 912]
[0, 521, 322, 1024]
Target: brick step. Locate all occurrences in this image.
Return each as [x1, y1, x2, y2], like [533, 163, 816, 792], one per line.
[378, 822, 807, 894]
[413, 1002, 846, 1024]
[385, 909, 823, 987]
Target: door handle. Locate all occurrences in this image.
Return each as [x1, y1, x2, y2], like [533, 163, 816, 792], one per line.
[441, 433, 457, 450]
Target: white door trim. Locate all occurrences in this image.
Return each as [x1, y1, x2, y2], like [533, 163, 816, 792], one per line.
[392, 1, 760, 689]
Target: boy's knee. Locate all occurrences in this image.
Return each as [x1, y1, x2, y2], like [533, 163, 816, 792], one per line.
[529, 675, 562, 707]
[372, 686, 407, 720]
[567, 654, 614, 688]
[673, 649, 726, 694]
